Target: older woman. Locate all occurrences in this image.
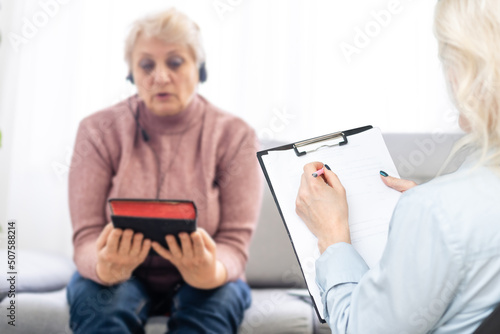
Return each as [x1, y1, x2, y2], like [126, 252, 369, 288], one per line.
[66, 8, 262, 333]
[296, 0, 500, 333]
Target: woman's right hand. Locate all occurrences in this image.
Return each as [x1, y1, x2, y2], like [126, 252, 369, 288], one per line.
[380, 172, 417, 193]
[95, 223, 151, 285]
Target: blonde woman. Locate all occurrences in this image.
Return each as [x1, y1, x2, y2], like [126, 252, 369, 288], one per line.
[67, 8, 261, 333]
[295, 0, 500, 333]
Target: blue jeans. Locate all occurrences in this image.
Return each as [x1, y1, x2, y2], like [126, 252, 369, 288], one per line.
[66, 272, 251, 334]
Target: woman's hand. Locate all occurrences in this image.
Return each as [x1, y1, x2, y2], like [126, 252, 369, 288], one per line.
[295, 162, 350, 253]
[96, 223, 151, 285]
[152, 228, 227, 290]
[380, 172, 417, 192]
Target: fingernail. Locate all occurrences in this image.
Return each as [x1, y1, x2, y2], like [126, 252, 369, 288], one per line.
[380, 170, 388, 177]
[324, 164, 331, 171]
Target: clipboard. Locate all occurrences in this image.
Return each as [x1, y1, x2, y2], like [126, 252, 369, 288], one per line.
[257, 125, 401, 323]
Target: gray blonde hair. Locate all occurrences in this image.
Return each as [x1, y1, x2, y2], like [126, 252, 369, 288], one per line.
[124, 8, 205, 70]
[435, 0, 500, 171]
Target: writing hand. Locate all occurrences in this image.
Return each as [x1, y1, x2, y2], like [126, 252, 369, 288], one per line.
[295, 161, 350, 253]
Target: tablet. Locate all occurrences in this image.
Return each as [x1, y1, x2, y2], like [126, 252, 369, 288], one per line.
[108, 198, 197, 249]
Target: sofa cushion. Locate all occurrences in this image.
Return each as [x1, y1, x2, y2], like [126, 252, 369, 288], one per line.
[0, 288, 71, 333]
[239, 289, 314, 333]
[0, 250, 76, 301]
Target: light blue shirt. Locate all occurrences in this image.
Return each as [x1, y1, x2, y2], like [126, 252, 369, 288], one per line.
[316, 161, 500, 333]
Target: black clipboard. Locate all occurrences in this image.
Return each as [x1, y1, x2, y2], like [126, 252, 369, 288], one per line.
[256, 125, 373, 323]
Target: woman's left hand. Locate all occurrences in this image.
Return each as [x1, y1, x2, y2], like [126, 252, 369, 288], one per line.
[295, 162, 351, 253]
[152, 228, 227, 290]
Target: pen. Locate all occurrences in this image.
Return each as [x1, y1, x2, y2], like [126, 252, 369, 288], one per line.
[312, 168, 324, 178]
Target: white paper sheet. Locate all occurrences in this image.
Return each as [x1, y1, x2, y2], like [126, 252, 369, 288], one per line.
[260, 128, 401, 321]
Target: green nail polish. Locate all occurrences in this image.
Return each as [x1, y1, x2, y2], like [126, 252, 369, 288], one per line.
[380, 170, 388, 177]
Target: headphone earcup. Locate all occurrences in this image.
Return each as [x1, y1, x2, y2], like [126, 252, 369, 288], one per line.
[199, 63, 207, 83]
[126, 73, 135, 84]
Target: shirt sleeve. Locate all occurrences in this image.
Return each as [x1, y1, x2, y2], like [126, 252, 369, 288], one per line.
[68, 118, 114, 284]
[315, 190, 464, 334]
[213, 125, 263, 282]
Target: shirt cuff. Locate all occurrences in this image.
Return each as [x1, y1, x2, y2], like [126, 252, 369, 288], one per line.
[315, 242, 369, 294]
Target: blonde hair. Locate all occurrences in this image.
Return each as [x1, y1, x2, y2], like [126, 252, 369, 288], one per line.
[434, 0, 500, 171]
[124, 8, 205, 70]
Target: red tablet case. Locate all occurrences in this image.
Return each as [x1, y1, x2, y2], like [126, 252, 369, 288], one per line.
[108, 199, 197, 249]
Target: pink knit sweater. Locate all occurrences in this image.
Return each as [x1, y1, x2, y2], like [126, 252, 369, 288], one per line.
[69, 94, 262, 292]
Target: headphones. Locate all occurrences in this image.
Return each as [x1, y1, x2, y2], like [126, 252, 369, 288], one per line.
[126, 62, 207, 84]
[127, 95, 150, 143]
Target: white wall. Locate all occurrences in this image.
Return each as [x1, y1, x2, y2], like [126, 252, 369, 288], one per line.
[0, 0, 462, 256]
[0, 0, 18, 247]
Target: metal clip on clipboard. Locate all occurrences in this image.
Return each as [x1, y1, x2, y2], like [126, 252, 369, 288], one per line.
[293, 131, 348, 156]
